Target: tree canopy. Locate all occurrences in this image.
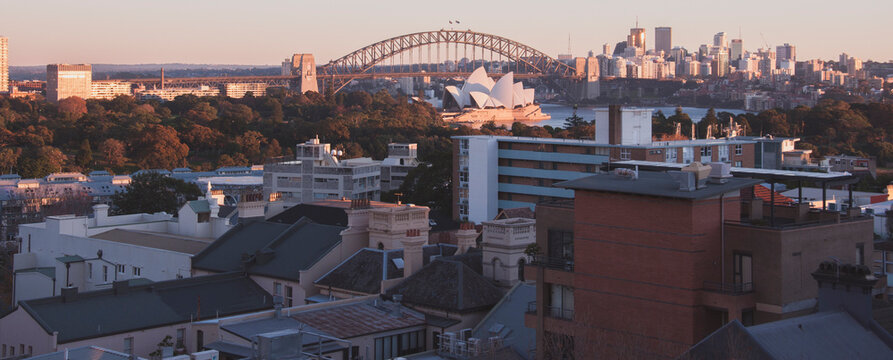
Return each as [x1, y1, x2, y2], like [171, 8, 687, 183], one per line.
[110, 172, 202, 215]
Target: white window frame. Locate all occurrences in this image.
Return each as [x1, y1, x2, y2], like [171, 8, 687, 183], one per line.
[735, 144, 743, 155]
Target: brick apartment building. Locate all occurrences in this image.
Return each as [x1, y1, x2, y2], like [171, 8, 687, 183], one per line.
[525, 165, 873, 358]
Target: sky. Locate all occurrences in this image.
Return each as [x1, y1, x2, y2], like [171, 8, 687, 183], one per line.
[3, 0, 892, 66]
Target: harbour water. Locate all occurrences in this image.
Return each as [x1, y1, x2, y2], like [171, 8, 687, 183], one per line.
[535, 103, 749, 128]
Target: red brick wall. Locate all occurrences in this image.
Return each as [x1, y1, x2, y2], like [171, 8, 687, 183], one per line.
[570, 189, 741, 357]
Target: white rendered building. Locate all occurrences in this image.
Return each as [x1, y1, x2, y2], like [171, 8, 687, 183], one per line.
[13, 191, 233, 303]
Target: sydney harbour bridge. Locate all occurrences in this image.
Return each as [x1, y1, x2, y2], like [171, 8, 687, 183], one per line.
[107, 30, 596, 96]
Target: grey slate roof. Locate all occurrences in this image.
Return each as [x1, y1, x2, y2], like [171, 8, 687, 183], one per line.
[267, 203, 350, 226]
[473, 283, 536, 360]
[556, 171, 761, 200]
[385, 257, 503, 313]
[91, 229, 212, 254]
[314, 244, 458, 295]
[191, 218, 346, 281]
[15, 272, 272, 344]
[681, 312, 893, 360]
[187, 200, 211, 213]
[55, 255, 84, 264]
[25, 346, 143, 360]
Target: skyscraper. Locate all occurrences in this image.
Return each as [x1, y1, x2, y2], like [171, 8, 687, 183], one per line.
[628, 27, 646, 52]
[730, 39, 743, 61]
[654, 27, 672, 55]
[0, 36, 8, 93]
[46, 64, 92, 103]
[776, 43, 796, 62]
[602, 43, 611, 56]
[713, 32, 728, 49]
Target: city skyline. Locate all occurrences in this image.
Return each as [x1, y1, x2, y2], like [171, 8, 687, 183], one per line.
[3, 0, 891, 66]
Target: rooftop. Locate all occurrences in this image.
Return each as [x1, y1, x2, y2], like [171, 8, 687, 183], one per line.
[556, 171, 761, 200]
[613, 160, 856, 182]
[191, 218, 345, 281]
[13, 272, 272, 344]
[26, 346, 145, 360]
[314, 245, 458, 295]
[290, 299, 426, 339]
[90, 229, 213, 255]
[385, 256, 502, 313]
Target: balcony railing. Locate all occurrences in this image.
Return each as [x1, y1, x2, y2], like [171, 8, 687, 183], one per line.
[530, 255, 574, 272]
[703, 281, 754, 295]
[526, 301, 574, 320]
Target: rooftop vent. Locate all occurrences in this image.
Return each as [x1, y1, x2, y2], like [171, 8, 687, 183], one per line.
[708, 162, 732, 184]
[668, 171, 696, 192]
[681, 162, 711, 189]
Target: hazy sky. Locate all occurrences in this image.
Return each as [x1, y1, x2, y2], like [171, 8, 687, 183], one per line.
[3, 0, 891, 66]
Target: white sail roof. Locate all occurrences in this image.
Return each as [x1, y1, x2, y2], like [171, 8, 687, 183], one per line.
[440, 67, 535, 110]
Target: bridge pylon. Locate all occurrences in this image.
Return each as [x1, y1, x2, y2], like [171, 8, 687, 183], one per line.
[283, 54, 318, 94]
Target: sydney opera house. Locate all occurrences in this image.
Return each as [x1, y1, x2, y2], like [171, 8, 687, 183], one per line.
[441, 67, 549, 125]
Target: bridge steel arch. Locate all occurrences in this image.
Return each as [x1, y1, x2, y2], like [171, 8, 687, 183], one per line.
[318, 30, 579, 93]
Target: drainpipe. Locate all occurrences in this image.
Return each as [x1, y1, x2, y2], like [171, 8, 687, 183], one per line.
[720, 193, 725, 286]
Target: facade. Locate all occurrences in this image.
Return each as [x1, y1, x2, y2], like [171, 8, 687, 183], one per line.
[0, 272, 272, 358]
[826, 154, 876, 177]
[223, 82, 267, 98]
[654, 27, 672, 55]
[452, 131, 758, 222]
[135, 86, 220, 101]
[380, 143, 419, 192]
[90, 81, 132, 100]
[525, 166, 873, 358]
[481, 217, 535, 287]
[730, 39, 743, 61]
[46, 64, 92, 104]
[627, 28, 646, 52]
[13, 196, 231, 303]
[281, 53, 318, 93]
[776, 43, 797, 62]
[264, 137, 381, 206]
[0, 36, 7, 93]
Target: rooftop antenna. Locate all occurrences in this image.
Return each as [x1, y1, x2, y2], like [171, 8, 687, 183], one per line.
[635, 16, 638, 28]
[568, 34, 572, 55]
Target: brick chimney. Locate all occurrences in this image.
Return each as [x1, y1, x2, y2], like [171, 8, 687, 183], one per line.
[812, 261, 878, 327]
[401, 229, 425, 277]
[456, 223, 479, 254]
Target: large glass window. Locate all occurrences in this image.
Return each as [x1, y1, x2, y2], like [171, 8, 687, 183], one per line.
[548, 284, 574, 320]
[374, 329, 426, 360]
[733, 252, 753, 289]
[548, 229, 574, 261]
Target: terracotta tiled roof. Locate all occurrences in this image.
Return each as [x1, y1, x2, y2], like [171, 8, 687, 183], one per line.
[753, 184, 795, 206]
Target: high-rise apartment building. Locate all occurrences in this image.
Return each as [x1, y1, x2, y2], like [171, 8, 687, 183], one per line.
[776, 43, 796, 62]
[730, 39, 743, 61]
[46, 64, 92, 104]
[0, 36, 8, 93]
[628, 28, 646, 52]
[654, 27, 672, 55]
[713, 32, 728, 49]
[602, 43, 611, 56]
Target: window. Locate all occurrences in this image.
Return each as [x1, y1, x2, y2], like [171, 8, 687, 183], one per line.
[518, 258, 526, 281]
[735, 144, 743, 155]
[117, 264, 126, 274]
[665, 148, 677, 162]
[741, 308, 755, 326]
[700, 146, 712, 157]
[124, 337, 134, 355]
[285, 286, 294, 307]
[27, 346, 31, 356]
[88, 263, 93, 280]
[103, 265, 108, 282]
[9, 345, 13, 356]
[733, 252, 753, 289]
[735, 161, 742, 167]
[19, 345, 24, 356]
[132, 266, 141, 277]
[274, 282, 283, 296]
[620, 148, 632, 160]
[196, 330, 204, 351]
[374, 329, 426, 360]
[3, 344, 6, 357]
[548, 284, 574, 319]
[176, 328, 185, 348]
[548, 229, 574, 262]
[857, 243, 865, 265]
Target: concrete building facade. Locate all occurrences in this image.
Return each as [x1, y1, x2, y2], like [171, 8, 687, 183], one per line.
[46, 64, 91, 104]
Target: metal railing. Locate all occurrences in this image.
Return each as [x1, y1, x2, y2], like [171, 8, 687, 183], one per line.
[703, 281, 754, 295]
[530, 255, 575, 271]
[526, 301, 574, 320]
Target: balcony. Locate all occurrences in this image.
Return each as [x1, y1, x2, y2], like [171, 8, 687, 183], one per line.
[699, 281, 756, 319]
[526, 301, 574, 320]
[530, 255, 574, 272]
